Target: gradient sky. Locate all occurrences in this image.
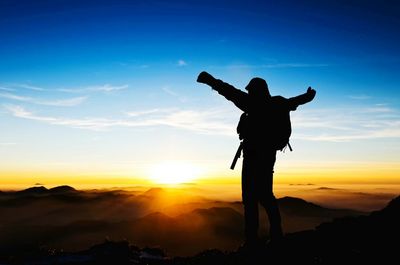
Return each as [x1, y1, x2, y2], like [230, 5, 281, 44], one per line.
[1, 0, 399, 188]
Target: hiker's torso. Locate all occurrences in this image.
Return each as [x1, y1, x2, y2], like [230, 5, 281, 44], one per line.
[240, 96, 291, 152]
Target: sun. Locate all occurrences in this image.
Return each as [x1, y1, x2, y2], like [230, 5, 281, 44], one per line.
[149, 161, 200, 185]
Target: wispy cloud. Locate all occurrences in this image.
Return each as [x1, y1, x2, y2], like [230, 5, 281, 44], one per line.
[162, 86, 179, 97]
[348, 94, 371, 100]
[59, 84, 128, 93]
[161, 86, 188, 102]
[4, 105, 236, 134]
[89, 84, 128, 92]
[292, 105, 400, 141]
[0, 92, 31, 102]
[5, 101, 399, 142]
[5, 105, 122, 130]
[36, 96, 88, 107]
[147, 108, 234, 134]
[0, 92, 87, 107]
[0, 86, 15, 92]
[178, 60, 187, 66]
[364, 106, 394, 113]
[10, 83, 46, 91]
[125, 108, 175, 117]
[2, 83, 128, 93]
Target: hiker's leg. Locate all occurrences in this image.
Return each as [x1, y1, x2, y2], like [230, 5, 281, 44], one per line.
[243, 201, 259, 243]
[258, 151, 283, 240]
[242, 155, 259, 243]
[261, 191, 283, 240]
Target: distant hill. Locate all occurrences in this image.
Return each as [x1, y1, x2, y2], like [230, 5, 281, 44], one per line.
[16, 186, 48, 195]
[48, 185, 76, 193]
[13, 185, 76, 195]
[278, 196, 362, 217]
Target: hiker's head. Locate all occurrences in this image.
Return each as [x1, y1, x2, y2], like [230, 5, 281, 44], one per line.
[245, 77, 271, 98]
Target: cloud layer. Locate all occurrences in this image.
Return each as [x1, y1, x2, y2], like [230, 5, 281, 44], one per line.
[4, 102, 400, 142]
[0, 92, 87, 107]
[4, 105, 235, 134]
[292, 105, 400, 141]
[2, 80, 399, 143]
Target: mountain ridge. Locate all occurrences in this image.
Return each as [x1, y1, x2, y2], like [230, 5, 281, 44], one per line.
[1, 195, 397, 264]
[0, 186, 393, 259]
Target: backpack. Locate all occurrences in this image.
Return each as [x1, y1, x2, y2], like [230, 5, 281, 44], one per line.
[236, 111, 293, 152]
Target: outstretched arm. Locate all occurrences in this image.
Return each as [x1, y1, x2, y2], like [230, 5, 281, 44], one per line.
[288, 87, 316, 110]
[197, 71, 248, 112]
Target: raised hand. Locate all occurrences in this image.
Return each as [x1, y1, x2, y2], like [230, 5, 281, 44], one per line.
[197, 71, 216, 85]
[307, 86, 316, 100]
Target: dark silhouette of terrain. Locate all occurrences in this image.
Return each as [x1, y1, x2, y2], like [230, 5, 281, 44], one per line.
[0, 186, 367, 256]
[14, 185, 76, 195]
[0, 195, 397, 264]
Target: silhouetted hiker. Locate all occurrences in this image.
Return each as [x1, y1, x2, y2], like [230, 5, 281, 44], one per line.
[197, 71, 316, 249]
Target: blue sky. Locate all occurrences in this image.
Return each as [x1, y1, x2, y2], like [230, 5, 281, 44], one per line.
[0, 0, 400, 186]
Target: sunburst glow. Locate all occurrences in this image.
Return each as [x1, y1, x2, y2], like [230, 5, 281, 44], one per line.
[149, 161, 201, 185]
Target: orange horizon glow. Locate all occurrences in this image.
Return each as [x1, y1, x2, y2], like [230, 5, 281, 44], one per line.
[1, 160, 400, 191]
